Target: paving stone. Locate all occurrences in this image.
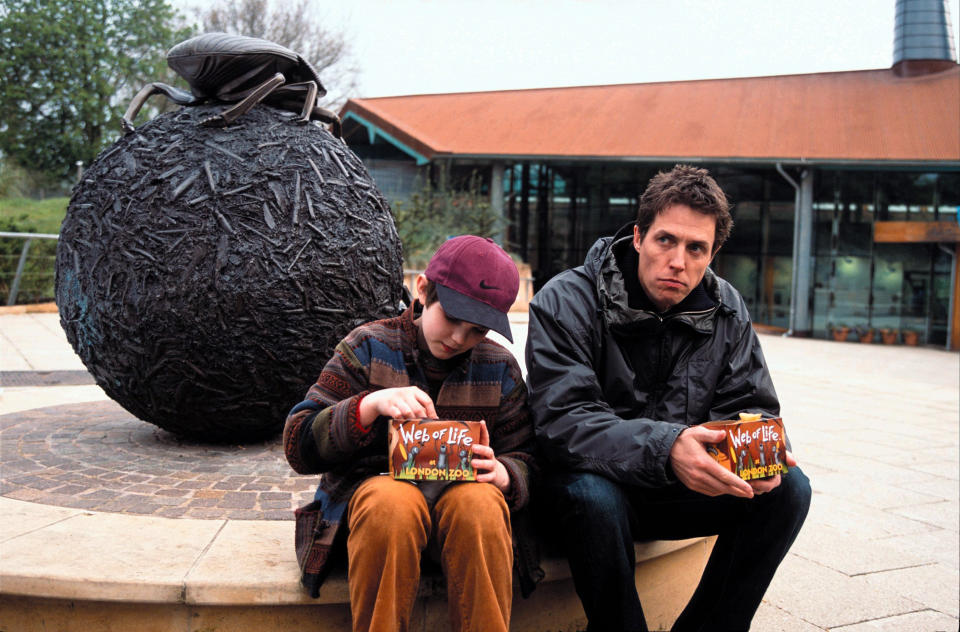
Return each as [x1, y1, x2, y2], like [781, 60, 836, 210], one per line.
[830, 609, 959, 631]
[858, 563, 960, 618]
[262, 510, 294, 521]
[191, 489, 225, 499]
[125, 483, 161, 494]
[261, 500, 293, 510]
[0, 497, 81, 541]
[896, 477, 960, 503]
[3, 488, 46, 502]
[887, 500, 959, 531]
[174, 480, 208, 490]
[805, 493, 938, 539]
[218, 492, 256, 509]
[0, 400, 315, 519]
[789, 524, 928, 576]
[752, 601, 824, 632]
[907, 461, 960, 480]
[878, 445, 959, 468]
[184, 520, 298, 604]
[763, 555, 924, 629]
[878, 529, 960, 570]
[157, 507, 189, 518]
[154, 488, 190, 498]
[151, 496, 188, 507]
[0, 511, 223, 602]
[810, 472, 945, 510]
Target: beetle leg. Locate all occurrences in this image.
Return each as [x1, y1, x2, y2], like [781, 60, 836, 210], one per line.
[201, 73, 285, 128]
[310, 106, 343, 139]
[122, 82, 198, 133]
[275, 81, 318, 123]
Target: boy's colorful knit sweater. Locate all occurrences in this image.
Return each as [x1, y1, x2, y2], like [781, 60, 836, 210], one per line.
[284, 302, 536, 511]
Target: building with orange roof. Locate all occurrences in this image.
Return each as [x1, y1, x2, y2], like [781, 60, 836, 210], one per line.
[340, 0, 960, 350]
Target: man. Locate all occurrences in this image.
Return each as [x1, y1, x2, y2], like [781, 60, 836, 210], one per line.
[525, 165, 811, 632]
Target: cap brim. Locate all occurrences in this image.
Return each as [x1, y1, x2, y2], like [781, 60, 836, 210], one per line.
[435, 284, 513, 343]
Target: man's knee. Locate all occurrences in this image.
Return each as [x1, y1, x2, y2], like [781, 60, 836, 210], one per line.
[760, 467, 812, 534]
[773, 467, 812, 514]
[549, 471, 630, 520]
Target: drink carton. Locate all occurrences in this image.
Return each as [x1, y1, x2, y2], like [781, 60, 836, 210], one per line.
[388, 419, 483, 482]
[703, 414, 788, 481]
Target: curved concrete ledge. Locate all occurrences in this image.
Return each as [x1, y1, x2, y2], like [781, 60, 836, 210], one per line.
[0, 496, 714, 631]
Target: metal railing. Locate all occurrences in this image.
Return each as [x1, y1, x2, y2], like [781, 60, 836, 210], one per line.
[0, 231, 59, 306]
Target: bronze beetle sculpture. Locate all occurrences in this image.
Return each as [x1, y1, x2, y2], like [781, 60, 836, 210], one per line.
[57, 34, 404, 442]
[123, 32, 341, 136]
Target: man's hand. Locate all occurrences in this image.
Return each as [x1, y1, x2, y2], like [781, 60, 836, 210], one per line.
[357, 387, 437, 428]
[669, 426, 754, 498]
[471, 420, 511, 493]
[747, 450, 798, 494]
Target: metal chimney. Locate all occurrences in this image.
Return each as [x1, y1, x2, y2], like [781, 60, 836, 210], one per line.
[893, 0, 957, 76]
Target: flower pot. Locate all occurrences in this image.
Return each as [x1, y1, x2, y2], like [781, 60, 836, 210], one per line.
[903, 330, 919, 346]
[880, 329, 899, 344]
[831, 326, 850, 342]
[857, 328, 874, 343]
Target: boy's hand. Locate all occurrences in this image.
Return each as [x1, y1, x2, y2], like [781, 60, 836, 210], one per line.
[472, 420, 510, 493]
[358, 387, 437, 428]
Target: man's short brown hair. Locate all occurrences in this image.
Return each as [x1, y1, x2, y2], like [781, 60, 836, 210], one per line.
[635, 165, 732, 253]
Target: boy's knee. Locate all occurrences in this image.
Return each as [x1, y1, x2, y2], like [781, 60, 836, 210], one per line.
[349, 476, 430, 537]
[437, 482, 510, 538]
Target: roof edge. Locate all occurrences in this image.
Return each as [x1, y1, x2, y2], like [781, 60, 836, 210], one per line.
[341, 100, 445, 160]
[441, 154, 960, 169]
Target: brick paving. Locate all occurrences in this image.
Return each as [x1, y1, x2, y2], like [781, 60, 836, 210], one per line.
[0, 400, 316, 520]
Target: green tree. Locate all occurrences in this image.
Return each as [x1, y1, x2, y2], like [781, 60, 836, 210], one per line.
[0, 0, 193, 181]
[393, 167, 505, 268]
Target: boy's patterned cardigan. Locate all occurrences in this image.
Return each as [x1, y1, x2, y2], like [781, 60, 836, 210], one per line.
[284, 303, 541, 596]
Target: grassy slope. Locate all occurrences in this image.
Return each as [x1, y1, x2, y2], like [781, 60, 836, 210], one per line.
[0, 197, 69, 233]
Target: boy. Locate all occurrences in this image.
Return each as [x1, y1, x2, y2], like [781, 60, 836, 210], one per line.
[284, 235, 537, 632]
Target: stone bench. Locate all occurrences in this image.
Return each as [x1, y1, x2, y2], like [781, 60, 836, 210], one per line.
[0, 497, 714, 631]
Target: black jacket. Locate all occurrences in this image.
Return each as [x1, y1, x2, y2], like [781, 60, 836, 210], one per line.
[525, 226, 779, 488]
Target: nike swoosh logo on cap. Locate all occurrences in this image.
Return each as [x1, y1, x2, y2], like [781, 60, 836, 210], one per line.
[479, 280, 500, 290]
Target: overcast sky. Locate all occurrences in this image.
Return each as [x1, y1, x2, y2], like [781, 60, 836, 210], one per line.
[325, 0, 959, 97]
[182, 0, 960, 98]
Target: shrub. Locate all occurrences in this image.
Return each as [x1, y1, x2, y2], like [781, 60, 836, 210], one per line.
[0, 213, 58, 304]
[392, 167, 505, 268]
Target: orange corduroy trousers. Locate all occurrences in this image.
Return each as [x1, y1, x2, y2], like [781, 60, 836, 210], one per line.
[346, 475, 513, 632]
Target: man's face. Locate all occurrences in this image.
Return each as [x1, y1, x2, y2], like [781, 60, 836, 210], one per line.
[633, 204, 717, 312]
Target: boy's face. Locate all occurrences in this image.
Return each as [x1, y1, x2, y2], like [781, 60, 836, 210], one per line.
[416, 276, 489, 359]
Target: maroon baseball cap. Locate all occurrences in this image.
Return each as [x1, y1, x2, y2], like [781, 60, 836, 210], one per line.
[425, 236, 519, 342]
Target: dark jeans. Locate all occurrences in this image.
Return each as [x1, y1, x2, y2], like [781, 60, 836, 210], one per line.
[540, 468, 811, 632]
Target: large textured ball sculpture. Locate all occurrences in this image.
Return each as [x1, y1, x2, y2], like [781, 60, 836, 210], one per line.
[56, 104, 404, 442]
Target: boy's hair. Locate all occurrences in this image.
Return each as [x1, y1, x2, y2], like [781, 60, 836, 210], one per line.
[636, 165, 732, 253]
[422, 279, 439, 306]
